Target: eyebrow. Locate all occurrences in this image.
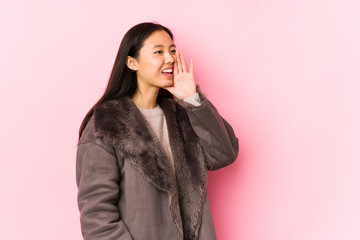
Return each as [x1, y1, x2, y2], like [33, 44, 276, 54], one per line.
[152, 44, 176, 49]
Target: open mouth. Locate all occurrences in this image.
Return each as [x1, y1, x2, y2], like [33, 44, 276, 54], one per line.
[161, 68, 174, 79]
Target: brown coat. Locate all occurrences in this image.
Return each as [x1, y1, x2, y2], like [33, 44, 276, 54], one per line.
[76, 91, 239, 240]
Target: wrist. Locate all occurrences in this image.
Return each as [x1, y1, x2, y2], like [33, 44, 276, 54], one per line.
[183, 92, 201, 106]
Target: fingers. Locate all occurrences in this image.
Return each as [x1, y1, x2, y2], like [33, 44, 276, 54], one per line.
[174, 51, 193, 74]
[175, 51, 182, 73]
[189, 57, 194, 75]
[174, 55, 178, 75]
[180, 52, 187, 72]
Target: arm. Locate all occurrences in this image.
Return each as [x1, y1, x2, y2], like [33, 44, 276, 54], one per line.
[177, 90, 239, 170]
[164, 50, 238, 170]
[76, 135, 133, 240]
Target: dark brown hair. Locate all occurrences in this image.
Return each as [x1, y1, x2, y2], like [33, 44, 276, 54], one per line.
[78, 22, 173, 139]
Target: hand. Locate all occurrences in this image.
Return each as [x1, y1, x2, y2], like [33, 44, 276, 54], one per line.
[164, 51, 197, 100]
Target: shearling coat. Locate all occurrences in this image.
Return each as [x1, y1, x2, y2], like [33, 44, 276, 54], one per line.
[76, 91, 239, 240]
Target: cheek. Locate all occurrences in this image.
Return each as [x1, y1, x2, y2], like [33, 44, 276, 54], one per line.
[149, 58, 163, 70]
[138, 56, 163, 75]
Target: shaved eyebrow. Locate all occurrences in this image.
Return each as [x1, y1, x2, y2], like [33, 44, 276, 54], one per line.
[152, 44, 176, 48]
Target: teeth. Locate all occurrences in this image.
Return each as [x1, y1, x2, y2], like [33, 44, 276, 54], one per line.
[162, 69, 173, 73]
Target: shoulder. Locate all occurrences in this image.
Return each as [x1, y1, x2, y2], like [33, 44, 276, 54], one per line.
[78, 99, 121, 145]
[78, 115, 96, 144]
[91, 97, 135, 139]
[78, 115, 117, 156]
[78, 98, 127, 153]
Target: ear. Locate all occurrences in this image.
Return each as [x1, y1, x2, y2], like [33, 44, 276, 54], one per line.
[126, 56, 138, 71]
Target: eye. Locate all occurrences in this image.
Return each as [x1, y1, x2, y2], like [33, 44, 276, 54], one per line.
[154, 50, 163, 54]
[171, 49, 177, 54]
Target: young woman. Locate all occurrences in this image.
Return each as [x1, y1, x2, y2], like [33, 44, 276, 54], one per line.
[76, 22, 239, 240]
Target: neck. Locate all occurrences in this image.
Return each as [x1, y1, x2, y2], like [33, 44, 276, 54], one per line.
[131, 85, 159, 109]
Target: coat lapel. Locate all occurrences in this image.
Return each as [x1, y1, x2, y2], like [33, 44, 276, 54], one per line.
[92, 96, 208, 240]
[159, 98, 208, 240]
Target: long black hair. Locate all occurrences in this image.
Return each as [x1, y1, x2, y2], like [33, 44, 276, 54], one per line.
[79, 22, 174, 139]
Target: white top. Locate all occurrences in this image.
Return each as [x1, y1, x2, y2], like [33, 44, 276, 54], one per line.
[137, 93, 202, 176]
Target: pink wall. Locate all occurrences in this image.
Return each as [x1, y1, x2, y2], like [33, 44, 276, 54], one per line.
[1, 0, 359, 239]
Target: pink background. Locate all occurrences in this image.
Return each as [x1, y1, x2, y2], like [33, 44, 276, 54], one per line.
[1, 0, 359, 239]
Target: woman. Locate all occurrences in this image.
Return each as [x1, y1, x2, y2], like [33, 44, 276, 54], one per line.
[76, 22, 239, 240]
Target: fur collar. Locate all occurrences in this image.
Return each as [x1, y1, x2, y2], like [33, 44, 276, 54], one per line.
[92, 96, 208, 240]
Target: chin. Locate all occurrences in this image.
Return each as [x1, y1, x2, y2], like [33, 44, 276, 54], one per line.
[157, 79, 173, 88]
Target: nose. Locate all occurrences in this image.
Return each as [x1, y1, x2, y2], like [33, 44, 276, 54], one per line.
[165, 51, 175, 64]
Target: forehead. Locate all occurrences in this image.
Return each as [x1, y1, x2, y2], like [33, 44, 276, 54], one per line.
[142, 30, 174, 48]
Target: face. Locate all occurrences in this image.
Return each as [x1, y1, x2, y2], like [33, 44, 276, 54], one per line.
[127, 30, 176, 91]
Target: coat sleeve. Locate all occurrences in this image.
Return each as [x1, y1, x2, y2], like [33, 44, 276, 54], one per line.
[176, 89, 239, 171]
[76, 132, 133, 240]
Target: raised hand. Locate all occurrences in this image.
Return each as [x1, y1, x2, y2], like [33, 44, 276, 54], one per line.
[164, 51, 197, 100]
